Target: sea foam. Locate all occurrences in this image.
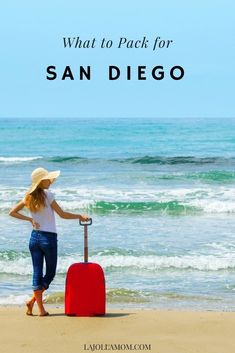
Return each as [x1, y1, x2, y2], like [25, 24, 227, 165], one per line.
[1, 253, 235, 275]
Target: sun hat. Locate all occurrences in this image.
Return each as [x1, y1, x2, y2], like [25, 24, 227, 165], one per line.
[27, 167, 60, 194]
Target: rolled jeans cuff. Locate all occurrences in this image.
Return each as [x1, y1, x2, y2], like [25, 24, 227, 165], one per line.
[42, 282, 49, 290]
[32, 285, 44, 291]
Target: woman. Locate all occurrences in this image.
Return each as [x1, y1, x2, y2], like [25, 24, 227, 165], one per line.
[9, 167, 90, 316]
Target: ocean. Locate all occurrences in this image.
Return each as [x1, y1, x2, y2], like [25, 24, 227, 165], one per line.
[0, 117, 235, 310]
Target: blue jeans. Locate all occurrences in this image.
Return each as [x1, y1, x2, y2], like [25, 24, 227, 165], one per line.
[29, 230, 58, 291]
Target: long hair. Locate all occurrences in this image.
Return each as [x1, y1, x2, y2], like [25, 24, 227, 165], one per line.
[24, 187, 46, 212]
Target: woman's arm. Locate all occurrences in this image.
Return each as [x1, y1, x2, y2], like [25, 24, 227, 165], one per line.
[9, 200, 40, 228]
[51, 200, 90, 221]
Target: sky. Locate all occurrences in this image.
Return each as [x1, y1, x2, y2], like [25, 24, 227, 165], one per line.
[0, 0, 234, 118]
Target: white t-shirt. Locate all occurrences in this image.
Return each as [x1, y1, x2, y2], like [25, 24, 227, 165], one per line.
[26, 190, 57, 233]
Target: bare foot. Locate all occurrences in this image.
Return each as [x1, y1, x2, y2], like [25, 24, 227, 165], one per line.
[26, 300, 35, 316]
[39, 311, 49, 317]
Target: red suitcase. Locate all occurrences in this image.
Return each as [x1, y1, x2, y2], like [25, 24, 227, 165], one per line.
[65, 219, 106, 316]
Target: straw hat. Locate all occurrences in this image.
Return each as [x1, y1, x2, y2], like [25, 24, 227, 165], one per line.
[27, 167, 60, 194]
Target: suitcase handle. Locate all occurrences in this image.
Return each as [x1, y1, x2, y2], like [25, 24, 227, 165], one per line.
[79, 218, 92, 226]
[79, 218, 92, 262]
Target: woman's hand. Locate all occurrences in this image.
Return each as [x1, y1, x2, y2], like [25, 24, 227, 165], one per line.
[79, 214, 90, 222]
[30, 218, 40, 229]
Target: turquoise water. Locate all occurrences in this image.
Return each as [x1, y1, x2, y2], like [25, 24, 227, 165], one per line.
[1, 117, 235, 310]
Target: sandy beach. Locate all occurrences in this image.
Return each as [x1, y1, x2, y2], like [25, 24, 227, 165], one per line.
[0, 307, 235, 353]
